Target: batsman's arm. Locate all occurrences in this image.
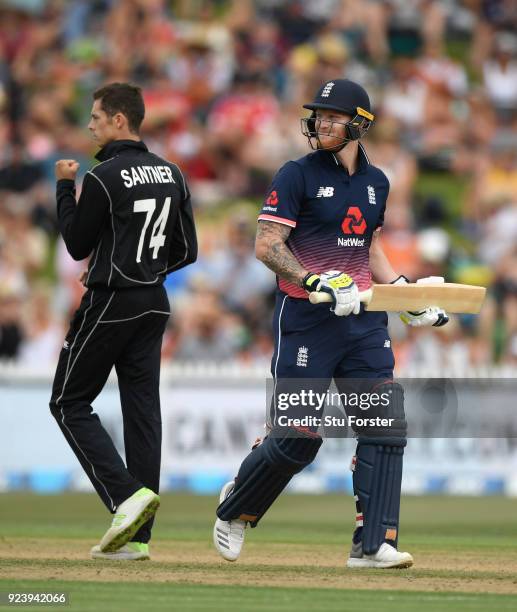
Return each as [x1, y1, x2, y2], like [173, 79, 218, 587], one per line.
[369, 228, 399, 284]
[255, 221, 308, 287]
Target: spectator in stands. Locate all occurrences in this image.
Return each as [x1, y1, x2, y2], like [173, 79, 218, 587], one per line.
[0, 249, 24, 361]
[203, 213, 276, 313]
[482, 32, 517, 120]
[18, 283, 62, 367]
[174, 291, 244, 362]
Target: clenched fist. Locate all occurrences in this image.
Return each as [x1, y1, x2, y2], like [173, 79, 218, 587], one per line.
[55, 159, 80, 180]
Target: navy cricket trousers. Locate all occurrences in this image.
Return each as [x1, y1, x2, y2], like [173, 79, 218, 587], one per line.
[49, 286, 169, 542]
[269, 291, 395, 426]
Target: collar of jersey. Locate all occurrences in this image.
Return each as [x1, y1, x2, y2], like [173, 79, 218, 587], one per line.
[328, 142, 370, 175]
[95, 139, 148, 162]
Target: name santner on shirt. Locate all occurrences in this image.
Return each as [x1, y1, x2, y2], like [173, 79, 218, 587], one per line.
[120, 165, 176, 188]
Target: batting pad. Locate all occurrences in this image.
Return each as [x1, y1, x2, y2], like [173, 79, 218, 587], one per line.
[353, 443, 405, 555]
[217, 431, 322, 527]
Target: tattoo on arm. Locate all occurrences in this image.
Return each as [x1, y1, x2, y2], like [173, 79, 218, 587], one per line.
[256, 221, 307, 287]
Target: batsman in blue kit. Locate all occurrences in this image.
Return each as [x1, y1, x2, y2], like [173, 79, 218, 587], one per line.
[213, 79, 449, 568]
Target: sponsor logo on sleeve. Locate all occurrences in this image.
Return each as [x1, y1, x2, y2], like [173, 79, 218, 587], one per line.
[266, 190, 278, 206]
[262, 190, 279, 212]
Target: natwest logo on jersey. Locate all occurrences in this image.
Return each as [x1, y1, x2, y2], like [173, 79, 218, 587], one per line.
[338, 206, 367, 247]
[341, 206, 366, 235]
[266, 190, 278, 206]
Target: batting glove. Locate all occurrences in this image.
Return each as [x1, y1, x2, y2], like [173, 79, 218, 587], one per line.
[303, 270, 360, 316]
[392, 275, 449, 327]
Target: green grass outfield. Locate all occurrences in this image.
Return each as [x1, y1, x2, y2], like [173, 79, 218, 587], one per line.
[1, 493, 516, 611]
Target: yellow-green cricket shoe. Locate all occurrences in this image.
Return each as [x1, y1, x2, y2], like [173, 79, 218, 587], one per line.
[91, 542, 150, 560]
[99, 487, 160, 553]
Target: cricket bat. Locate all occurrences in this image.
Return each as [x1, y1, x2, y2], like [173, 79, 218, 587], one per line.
[308, 282, 486, 314]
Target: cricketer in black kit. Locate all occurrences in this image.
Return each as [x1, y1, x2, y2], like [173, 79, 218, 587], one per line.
[49, 83, 197, 560]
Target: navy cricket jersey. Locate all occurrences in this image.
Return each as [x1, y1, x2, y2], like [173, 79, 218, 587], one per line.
[258, 144, 388, 298]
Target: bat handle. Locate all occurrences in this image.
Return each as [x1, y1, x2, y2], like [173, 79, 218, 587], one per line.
[359, 288, 372, 305]
[308, 291, 332, 304]
[308, 288, 373, 305]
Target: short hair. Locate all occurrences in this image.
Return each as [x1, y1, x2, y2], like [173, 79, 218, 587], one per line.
[93, 83, 145, 133]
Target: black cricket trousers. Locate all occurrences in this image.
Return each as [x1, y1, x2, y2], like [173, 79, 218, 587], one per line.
[49, 285, 170, 543]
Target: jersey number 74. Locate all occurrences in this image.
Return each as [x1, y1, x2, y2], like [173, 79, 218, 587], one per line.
[133, 197, 171, 263]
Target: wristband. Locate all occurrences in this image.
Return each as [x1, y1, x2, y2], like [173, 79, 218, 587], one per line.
[302, 272, 320, 292]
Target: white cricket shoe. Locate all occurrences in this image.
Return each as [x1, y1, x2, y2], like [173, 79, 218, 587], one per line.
[347, 541, 413, 569]
[99, 487, 160, 553]
[91, 542, 150, 560]
[213, 480, 246, 562]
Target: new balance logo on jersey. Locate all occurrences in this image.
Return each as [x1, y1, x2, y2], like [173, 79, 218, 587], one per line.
[384, 339, 391, 348]
[321, 82, 335, 97]
[367, 185, 376, 205]
[316, 186, 334, 198]
[296, 346, 309, 367]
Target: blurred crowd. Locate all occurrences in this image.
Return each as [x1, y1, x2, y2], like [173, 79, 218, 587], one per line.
[1, 0, 517, 370]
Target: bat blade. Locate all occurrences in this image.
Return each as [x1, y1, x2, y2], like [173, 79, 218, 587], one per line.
[308, 283, 487, 314]
[365, 283, 486, 314]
